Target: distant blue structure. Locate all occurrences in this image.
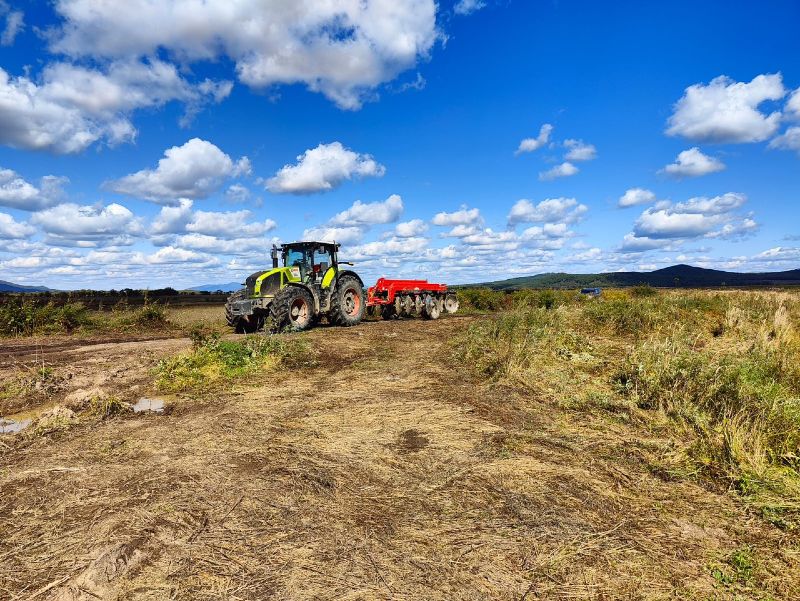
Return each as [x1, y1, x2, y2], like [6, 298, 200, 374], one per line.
[580, 287, 602, 297]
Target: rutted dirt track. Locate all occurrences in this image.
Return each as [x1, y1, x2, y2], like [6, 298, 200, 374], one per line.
[1, 318, 798, 599]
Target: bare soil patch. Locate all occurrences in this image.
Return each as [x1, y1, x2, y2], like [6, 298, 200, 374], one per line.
[1, 317, 797, 599]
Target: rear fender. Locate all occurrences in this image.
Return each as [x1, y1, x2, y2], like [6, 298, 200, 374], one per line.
[336, 270, 364, 290]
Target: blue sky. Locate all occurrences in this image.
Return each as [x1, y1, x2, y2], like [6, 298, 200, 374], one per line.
[0, 0, 798, 289]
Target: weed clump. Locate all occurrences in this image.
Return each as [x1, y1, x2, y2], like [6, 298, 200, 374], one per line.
[89, 395, 129, 418]
[617, 303, 800, 505]
[156, 333, 306, 392]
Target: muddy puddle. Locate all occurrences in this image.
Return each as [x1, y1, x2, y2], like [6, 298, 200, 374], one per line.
[132, 398, 165, 413]
[0, 403, 53, 435]
[0, 417, 32, 434]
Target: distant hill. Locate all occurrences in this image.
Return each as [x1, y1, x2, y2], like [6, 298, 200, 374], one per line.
[471, 264, 800, 290]
[186, 282, 242, 293]
[0, 280, 52, 293]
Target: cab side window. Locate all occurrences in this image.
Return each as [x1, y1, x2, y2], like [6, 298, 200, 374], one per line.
[314, 247, 332, 272]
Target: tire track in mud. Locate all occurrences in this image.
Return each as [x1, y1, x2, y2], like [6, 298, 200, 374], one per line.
[0, 334, 185, 363]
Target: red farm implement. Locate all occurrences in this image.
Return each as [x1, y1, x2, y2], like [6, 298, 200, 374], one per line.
[366, 278, 459, 320]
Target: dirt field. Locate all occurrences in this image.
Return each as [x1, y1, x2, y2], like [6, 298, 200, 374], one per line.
[1, 313, 798, 599]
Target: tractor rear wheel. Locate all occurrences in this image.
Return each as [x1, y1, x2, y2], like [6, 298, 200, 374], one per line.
[269, 286, 315, 333]
[331, 275, 365, 326]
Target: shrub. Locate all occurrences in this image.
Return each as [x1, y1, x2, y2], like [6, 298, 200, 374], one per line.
[630, 284, 658, 297]
[133, 302, 168, 326]
[456, 288, 509, 312]
[0, 298, 92, 336]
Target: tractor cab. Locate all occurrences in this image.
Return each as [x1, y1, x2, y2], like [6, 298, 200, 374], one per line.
[275, 241, 339, 287]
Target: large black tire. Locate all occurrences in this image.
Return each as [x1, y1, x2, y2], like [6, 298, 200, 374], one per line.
[269, 286, 315, 333]
[330, 274, 366, 326]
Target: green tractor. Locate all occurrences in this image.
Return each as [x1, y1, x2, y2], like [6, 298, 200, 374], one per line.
[225, 241, 366, 333]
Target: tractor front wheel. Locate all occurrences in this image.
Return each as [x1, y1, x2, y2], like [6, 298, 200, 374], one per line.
[331, 275, 366, 327]
[225, 288, 262, 333]
[269, 286, 315, 333]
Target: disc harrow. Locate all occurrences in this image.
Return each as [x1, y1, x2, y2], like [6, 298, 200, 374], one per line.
[366, 278, 458, 320]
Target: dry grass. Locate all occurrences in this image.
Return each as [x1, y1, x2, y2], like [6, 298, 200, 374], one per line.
[457, 288, 800, 531]
[1, 297, 799, 599]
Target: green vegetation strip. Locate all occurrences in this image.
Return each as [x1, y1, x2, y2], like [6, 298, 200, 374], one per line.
[455, 287, 800, 528]
[0, 296, 170, 336]
[155, 331, 308, 393]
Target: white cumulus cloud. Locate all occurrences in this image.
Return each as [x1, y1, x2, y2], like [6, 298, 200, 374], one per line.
[507, 197, 587, 225]
[50, 0, 440, 111]
[539, 161, 578, 181]
[0, 212, 35, 239]
[618, 188, 656, 208]
[454, 0, 486, 15]
[769, 126, 800, 155]
[108, 138, 249, 204]
[631, 193, 754, 241]
[31, 202, 142, 246]
[302, 225, 365, 245]
[393, 219, 428, 238]
[0, 168, 67, 211]
[666, 74, 785, 143]
[330, 194, 403, 226]
[672, 192, 747, 215]
[267, 142, 385, 194]
[186, 210, 276, 239]
[151, 199, 194, 235]
[787, 88, 800, 117]
[662, 147, 726, 178]
[431, 206, 482, 226]
[563, 139, 597, 161]
[0, 3, 23, 46]
[515, 123, 553, 155]
[0, 60, 229, 154]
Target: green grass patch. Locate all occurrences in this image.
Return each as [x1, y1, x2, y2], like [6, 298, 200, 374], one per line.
[155, 332, 308, 393]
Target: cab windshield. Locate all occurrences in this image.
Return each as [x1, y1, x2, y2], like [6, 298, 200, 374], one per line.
[285, 248, 310, 268]
[285, 247, 312, 283]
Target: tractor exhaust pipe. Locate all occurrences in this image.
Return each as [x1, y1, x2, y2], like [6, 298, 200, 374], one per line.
[271, 244, 279, 269]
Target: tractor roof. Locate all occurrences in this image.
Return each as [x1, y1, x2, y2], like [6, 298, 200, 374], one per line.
[281, 241, 340, 250]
